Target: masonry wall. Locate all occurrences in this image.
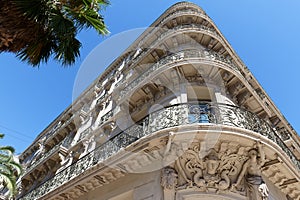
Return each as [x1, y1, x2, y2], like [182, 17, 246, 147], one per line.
[75, 171, 162, 200]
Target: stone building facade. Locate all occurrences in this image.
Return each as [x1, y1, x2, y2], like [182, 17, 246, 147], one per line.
[17, 2, 300, 200]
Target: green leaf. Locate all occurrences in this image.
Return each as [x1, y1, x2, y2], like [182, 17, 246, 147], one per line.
[9, 0, 109, 66]
[0, 134, 23, 197]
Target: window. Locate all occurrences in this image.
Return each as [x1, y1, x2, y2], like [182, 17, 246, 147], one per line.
[188, 103, 213, 123]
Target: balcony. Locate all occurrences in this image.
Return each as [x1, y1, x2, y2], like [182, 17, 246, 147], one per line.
[117, 48, 239, 101]
[22, 143, 62, 175]
[19, 102, 300, 200]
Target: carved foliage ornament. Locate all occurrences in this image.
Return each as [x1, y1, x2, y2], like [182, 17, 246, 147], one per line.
[177, 145, 247, 193]
[161, 141, 269, 199]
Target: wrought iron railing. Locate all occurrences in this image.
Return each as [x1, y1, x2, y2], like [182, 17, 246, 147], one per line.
[159, 9, 208, 26]
[141, 9, 212, 52]
[103, 7, 214, 91]
[23, 142, 62, 175]
[43, 114, 75, 141]
[115, 22, 227, 88]
[19, 102, 300, 200]
[118, 48, 238, 101]
[130, 23, 221, 64]
[78, 110, 113, 140]
[23, 109, 113, 176]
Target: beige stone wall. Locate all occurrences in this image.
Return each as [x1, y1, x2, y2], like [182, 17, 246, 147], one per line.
[264, 177, 288, 200]
[71, 169, 287, 200]
[75, 171, 162, 200]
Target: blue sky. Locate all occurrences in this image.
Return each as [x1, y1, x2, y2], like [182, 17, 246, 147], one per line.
[0, 0, 299, 154]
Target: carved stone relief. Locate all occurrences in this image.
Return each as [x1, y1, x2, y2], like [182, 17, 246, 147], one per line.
[57, 151, 75, 173]
[161, 166, 178, 190]
[232, 141, 269, 200]
[161, 140, 269, 200]
[26, 136, 47, 168]
[81, 135, 96, 157]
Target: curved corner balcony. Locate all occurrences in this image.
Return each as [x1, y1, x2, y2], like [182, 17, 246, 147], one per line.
[118, 48, 240, 102]
[19, 102, 300, 200]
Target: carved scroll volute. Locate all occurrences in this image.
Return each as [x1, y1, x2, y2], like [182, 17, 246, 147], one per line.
[173, 143, 251, 194]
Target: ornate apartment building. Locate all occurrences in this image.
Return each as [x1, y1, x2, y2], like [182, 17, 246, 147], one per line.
[17, 2, 300, 200]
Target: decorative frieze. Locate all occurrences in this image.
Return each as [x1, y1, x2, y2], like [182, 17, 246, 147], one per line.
[161, 141, 269, 199]
[231, 141, 269, 200]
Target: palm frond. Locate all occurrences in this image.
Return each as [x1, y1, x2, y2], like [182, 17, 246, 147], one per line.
[0, 164, 14, 175]
[54, 36, 81, 66]
[64, 0, 109, 35]
[0, 146, 15, 154]
[0, 172, 16, 196]
[12, 0, 49, 23]
[1, 0, 109, 66]
[0, 146, 14, 163]
[6, 161, 23, 176]
[0, 134, 22, 197]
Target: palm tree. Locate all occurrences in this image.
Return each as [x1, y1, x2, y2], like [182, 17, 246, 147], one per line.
[0, 134, 22, 198]
[0, 0, 109, 66]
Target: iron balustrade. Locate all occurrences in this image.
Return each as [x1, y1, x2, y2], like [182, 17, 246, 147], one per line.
[118, 48, 239, 101]
[19, 102, 300, 200]
[115, 22, 227, 88]
[22, 142, 62, 175]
